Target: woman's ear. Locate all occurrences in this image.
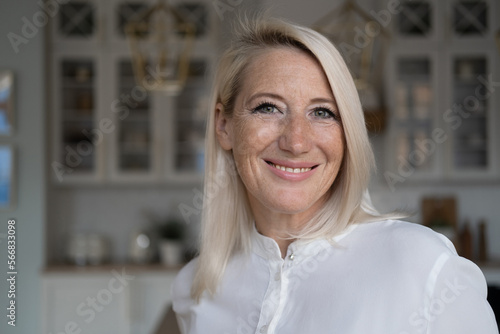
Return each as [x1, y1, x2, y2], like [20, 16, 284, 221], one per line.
[215, 103, 233, 151]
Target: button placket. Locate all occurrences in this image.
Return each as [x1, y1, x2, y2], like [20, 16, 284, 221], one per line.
[266, 269, 291, 334]
[255, 256, 283, 334]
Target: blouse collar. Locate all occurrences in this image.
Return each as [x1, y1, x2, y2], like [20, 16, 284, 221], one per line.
[251, 223, 358, 263]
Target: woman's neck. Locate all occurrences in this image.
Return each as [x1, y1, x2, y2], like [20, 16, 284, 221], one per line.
[254, 216, 299, 258]
[250, 197, 324, 258]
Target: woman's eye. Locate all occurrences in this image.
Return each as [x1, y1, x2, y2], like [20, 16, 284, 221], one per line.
[253, 103, 279, 114]
[312, 108, 335, 119]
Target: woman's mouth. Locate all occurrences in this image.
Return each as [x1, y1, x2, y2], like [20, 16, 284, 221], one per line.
[267, 162, 313, 173]
[264, 160, 319, 181]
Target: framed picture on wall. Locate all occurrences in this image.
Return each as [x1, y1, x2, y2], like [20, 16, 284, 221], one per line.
[0, 145, 15, 210]
[0, 71, 14, 136]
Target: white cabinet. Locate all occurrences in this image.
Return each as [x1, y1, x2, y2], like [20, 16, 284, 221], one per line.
[129, 273, 178, 333]
[384, 0, 499, 185]
[49, 0, 217, 185]
[42, 268, 178, 334]
[43, 275, 130, 333]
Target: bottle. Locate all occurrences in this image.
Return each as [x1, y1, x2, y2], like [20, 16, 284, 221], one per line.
[478, 220, 488, 262]
[460, 220, 473, 260]
[129, 229, 155, 264]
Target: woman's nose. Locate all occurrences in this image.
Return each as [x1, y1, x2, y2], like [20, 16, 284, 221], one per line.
[278, 113, 313, 155]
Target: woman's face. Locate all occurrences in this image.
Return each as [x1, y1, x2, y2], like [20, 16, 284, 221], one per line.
[216, 47, 345, 217]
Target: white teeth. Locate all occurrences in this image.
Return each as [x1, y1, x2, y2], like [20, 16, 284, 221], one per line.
[270, 163, 312, 173]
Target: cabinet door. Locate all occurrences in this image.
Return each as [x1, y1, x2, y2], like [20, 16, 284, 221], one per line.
[109, 0, 152, 43]
[43, 275, 130, 334]
[394, 0, 441, 42]
[166, 59, 209, 182]
[107, 53, 160, 182]
[51, 0, 102, 48]
[51, 51, 105, 184]
[444, 0, 499, 179]
[445, 50, 498, 178]
[447, 0, 497, 42]
[385, 50, 441, 185]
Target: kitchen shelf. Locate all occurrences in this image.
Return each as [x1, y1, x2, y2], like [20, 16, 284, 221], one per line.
[43, 262, 184, 274]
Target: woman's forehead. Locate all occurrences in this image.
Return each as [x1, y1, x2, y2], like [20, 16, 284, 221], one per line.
[239, 47, 335, 101]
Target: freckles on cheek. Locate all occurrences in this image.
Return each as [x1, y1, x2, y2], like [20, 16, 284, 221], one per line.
[231, 118, 278, 190]
[233, 117, 277, 157]
[252, 125, 275, 151]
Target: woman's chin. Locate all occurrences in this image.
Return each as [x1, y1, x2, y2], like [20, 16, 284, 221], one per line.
[261, 194, 324, 216]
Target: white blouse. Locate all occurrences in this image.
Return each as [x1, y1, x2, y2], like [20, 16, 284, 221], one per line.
[172, 220, 498, 334]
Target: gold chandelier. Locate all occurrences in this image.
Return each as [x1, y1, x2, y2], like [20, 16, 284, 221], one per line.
[313, 0, 391, 132]
[126, 0, 195, 95]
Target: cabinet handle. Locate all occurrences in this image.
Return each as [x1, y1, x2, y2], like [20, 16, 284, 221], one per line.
[99, 12, 106, 45]
[496, 29, 500, 56]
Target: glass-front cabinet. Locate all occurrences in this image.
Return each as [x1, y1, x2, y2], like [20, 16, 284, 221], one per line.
[60, 59, 97, 173]
[171, 59, 208, 176]
[389, 54, 439, 179]
[116, 59, 153, 174]
[448, 54, 493, 174]
[386, 0, 499, 182]
[50, 0, 216, 184]
[52, 51, 105, 183]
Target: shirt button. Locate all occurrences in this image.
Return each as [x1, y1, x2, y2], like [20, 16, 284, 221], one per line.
[289, 253, 295, 260]
[274, 272, 280, 281]
[260, 325, 268, 333]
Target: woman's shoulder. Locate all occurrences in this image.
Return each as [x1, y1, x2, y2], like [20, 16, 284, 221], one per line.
[349, 219, 487, 294]
[359, 219, 455, 246]
[351, 219, 458, 261]
[352, 220, 495, 331]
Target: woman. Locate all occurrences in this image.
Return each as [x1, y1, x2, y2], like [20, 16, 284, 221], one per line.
[172, 17, 497, 333]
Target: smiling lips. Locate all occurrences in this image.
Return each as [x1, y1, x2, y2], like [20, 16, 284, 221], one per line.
[268, 162, 312, 173]
[265, 160, 318, 181]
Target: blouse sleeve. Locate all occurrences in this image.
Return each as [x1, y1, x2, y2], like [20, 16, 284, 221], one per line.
[425, 252, 498, 334]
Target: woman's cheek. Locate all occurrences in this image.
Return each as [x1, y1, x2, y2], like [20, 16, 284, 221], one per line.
[234, 117, 279, 157]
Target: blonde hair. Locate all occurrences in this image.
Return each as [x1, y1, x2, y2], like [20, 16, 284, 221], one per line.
[192, 17, 396, 300]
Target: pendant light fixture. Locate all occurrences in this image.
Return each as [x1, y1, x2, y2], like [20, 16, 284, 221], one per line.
[126, 0, 196, 95]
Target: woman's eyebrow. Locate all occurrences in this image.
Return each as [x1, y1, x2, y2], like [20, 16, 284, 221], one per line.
[247, 94, 336, 106]
[310, 97, 337, 106]
[247, 92, 285, 104]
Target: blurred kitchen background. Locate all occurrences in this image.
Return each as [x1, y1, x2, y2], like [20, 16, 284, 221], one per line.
[0, 0, 499, 332]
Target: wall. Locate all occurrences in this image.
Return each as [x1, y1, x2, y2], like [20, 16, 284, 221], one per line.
[0, 0, 46, 332]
